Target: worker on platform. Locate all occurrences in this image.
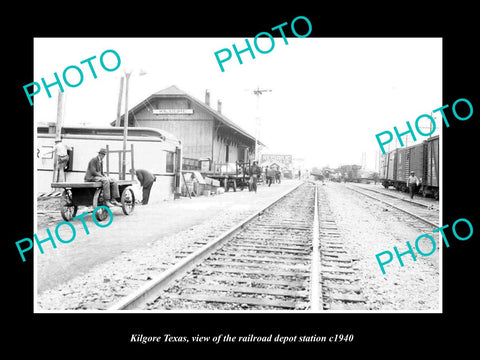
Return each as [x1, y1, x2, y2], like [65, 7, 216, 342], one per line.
[406, 171, 420, 199]
[275, 166, 281, 184]
[266, 166, 275, 187]
[44, 138, 71, 182]
[249, 161, 261, 193]
[131, 168, 156, 205]
[84, 148, 121, 207]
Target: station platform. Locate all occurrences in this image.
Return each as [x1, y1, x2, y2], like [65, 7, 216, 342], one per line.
[36, 179, 302, 294]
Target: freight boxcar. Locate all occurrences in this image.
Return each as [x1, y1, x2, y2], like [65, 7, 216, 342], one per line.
[379, 135, 439, 199]
[422, 135, 439, 198]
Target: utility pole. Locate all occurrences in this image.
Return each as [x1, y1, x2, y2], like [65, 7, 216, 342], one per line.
[361, 152, 366, 169]
[249, 86, 272, 162]
[116, 70, 147, 180]
[52, 90, 66, 185]
[115, 76, 124, 127]
[121, 71, 131, 180]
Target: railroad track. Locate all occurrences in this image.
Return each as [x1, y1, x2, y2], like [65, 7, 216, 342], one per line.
[345, 184, 439, 229]
[110, 181, 366, 311]
[348, 183, 438, 210]
[317, 186, 366, 310]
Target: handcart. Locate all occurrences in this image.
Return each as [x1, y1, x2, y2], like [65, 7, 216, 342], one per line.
[50, 144, 137, 222]
[204, 161, 253, 192]
[51, 180, 136, 221]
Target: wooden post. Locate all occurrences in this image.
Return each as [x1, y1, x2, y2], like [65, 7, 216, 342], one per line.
[52, 90, 65, 186]
[175, 146, 182, 196]
[118, 150, 122, 179]
[181, 172, 192, 199]
[55, 90, 65, 142]
[130, 143, 135, 180]
[115, 76, 124, 127]
[106, 145, 110, 177]
[122, 72, 131, 181]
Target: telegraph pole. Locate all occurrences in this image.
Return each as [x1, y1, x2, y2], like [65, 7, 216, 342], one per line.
[52, 90, 66, 185]
[121, 71, 131, 180]
[250, 86, 272, 161]
[120, 70, 146, 179]
[115, 76, 124, 127]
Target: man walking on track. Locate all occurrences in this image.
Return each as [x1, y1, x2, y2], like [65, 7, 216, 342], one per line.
[407, 171, 420, 199]
[132, 168, 156, 205]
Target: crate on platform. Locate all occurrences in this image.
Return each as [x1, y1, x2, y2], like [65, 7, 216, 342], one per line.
[194, 182, 206, 196]
[206, 183, 220, 194]
[204, 177, 220, 187]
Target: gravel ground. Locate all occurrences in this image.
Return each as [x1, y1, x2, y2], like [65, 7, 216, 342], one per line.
[320, 182, 440, 311]
[36, 180, 440, 312]
[36, 181, 301, 311]
[145, 184, 315, 311]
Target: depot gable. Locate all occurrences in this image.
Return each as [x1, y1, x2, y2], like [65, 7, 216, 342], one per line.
[112, 85, 264, 169]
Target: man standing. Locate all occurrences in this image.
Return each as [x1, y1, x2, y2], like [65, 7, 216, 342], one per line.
[275, 166, 281, 184]
[249, 161, 261, 193]
[45, 139, 71, 182]
[84, 148, 121, 207]
[406, 171, 420, 199]
[266, 166, 275, 187]
[132, 168, 156, 205]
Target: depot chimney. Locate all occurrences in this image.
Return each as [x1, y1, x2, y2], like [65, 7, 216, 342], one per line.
[217, 100, 222, 113]
[205, 90, 210, 106]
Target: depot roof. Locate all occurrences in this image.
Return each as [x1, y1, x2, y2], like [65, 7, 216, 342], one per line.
[37, 122, 180, 143]
[115, 85, 264, 146]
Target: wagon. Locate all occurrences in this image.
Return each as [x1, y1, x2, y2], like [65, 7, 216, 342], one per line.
[204, 161, 253, 192]
[51, 180, 136, 222]
[49, 143, 139, 221]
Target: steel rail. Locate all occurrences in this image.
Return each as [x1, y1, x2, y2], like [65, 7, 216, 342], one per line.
[348, 183, 437, 209]
[345, 185, 439, 228]
[310, 183, 321, 311]
[109, 181, 305, 311]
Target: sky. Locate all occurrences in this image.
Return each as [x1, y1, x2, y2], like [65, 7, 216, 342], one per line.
[34, 37, 442, 170]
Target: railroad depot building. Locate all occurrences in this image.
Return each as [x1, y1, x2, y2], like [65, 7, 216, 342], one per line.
[114, 85, 261, 172]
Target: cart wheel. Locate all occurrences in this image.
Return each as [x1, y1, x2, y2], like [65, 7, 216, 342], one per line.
[121, 186, 135, 215]
[60, 189, 78, 221]
[92, 188, 109, 222]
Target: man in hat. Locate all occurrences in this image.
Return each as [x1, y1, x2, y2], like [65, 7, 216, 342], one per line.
[266, 166, 276, 187]
[248, 161, 262, 193]
[131, 168, 156, 205]
[406, 171, 420, 199]
[45, 139, 71, 182]
[275, 166, 281, 184]
[84, 148, 121, 207]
